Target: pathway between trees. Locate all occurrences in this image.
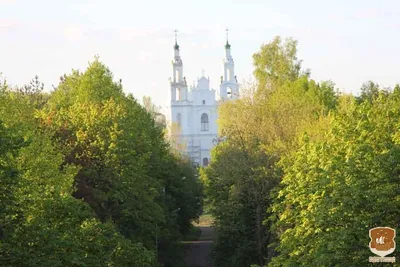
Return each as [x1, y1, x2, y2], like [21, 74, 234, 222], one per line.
[184, 226, 214, 267]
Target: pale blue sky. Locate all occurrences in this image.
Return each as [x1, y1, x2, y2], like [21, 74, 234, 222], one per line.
[1, 0, 400, 115]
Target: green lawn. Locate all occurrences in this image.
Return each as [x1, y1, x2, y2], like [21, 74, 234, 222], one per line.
[193, 214, 214, 227]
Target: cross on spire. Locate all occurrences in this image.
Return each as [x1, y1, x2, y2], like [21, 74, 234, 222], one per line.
[201, 69, 205, 77]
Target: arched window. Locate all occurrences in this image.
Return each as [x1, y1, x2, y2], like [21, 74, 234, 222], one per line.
[176, 87, 180, 101]
[177, 113, 181, 126]
[201, 113, 209, 131]
[227, 87, 232, 98]
[203, 158, 209, 166]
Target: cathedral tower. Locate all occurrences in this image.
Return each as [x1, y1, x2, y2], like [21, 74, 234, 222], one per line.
[170, 30, 188, 101]
[219, 30, 239, 100]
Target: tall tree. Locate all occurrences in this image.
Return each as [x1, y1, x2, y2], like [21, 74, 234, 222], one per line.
[358, 81, 380, 104]
[203, 36, 338, 266]
[253, 36, 304, 95]
[40, 58, 202, 266]
[271, 92, 400, 266]
[0, 59, 202, 267]
[0, 77, 156, 266]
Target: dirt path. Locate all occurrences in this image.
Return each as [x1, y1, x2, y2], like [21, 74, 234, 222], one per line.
[184, 226, 214, 267]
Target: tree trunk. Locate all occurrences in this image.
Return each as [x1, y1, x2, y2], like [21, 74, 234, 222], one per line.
[256, 203, 264, 266]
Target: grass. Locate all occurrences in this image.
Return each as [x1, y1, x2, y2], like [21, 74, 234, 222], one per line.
[193, 214, 214, 227]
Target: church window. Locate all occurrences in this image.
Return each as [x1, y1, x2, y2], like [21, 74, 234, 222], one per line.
[201, 113, 209, 131]
[175, 69, 180, 82]
[203, 157, 209, 166]
[177, 113, 181, 126]
[176, 87, 180, 101]
[227, 68, 231, 81]
[202, 100, 206, 105]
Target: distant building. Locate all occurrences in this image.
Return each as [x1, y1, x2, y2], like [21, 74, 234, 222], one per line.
[169, 32, 239, 166]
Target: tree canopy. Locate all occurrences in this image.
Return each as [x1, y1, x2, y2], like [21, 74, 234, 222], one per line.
[202, 36, 399, 267]
[0, 59, 202, 267]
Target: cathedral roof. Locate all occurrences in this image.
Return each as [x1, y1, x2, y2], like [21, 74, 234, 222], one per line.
[197, 76, 210, 90]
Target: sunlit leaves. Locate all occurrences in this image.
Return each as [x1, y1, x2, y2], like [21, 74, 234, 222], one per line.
[271, 94, 400, 266]
[0, 58, 202, 267]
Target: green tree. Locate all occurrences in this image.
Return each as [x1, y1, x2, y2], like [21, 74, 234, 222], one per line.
[358, 81, 380, 103]
[203, 36, 338, 266]
[253, 36, 304, 95]
[40, 58, 202, 266]
[0, 78, 156, 266]
[271, 93, 400, 266]
[202, 142, 279, 267]
[0, 59, 202, 266]
[1, 130, 155, 267]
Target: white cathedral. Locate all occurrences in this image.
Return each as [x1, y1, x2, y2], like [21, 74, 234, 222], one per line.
[169, 33, 239, 167]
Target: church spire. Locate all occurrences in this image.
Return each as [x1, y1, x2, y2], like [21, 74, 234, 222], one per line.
[173, 29, 181, 60]
[225, 28, 231, 49]
[174, 29, 180, 50]
[224, 28, 232, 60]
[220, 29, 239, 100]
[171, 29, 187, 101]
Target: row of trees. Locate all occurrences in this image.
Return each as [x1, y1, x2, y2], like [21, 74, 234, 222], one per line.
[0, 60, 202, 266]
[202, 36, 400, 266]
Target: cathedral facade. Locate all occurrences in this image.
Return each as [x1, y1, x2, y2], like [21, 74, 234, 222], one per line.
[169, 36, 239, 166]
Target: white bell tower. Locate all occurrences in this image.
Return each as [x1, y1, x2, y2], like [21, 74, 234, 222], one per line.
[219, 29, 239, 100]
[171, 30, 188, 101]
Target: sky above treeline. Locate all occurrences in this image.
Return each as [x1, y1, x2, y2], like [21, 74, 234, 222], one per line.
[1, 0, 400, 116]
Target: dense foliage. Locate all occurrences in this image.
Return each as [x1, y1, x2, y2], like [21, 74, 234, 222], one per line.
[270, 89, 400, 267]
[202, 36, 400, 266]
[2, 35, 400, 267]
[0, 60, 202, 267]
